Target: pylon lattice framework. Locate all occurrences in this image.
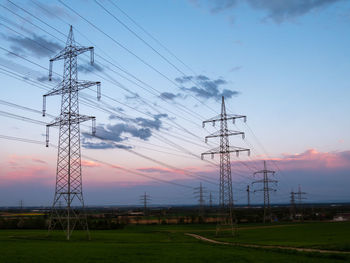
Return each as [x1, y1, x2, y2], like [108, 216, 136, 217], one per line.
[193, 182, 206, 216]
[201, 96, 250, 234]
[140, 192, 151, 215]
[293, 185, 307, 221]
[42, 26, 101, 240]
[252, 161, 277, 223]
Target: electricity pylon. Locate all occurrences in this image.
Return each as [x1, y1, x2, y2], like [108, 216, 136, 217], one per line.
[140, 192, 151, 215]
[290, 189, 296, 220]
[42, 26, 101, 240]
[247, 185, 251, 207]
[194, 182, 206, 216]
[201, 96, 250, 235]
[209, 192, 213, 208]
[252, 161, 277, 223]
[294, 185, 307, 221]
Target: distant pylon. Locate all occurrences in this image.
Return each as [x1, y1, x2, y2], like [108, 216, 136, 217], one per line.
[209, 192, 213, 208]
[140, 192, 151, 215]
[252, 161, 277, 223]
[194, 182, 206, 216]
[247, 185, 250, 207]
[202, 96, 250, 235]
[290, 189, 296, 219]
[43, 26, 101, 240]
[294, 185, 307, 221]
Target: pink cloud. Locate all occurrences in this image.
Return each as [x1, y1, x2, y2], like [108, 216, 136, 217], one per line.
[81, 160, 101, 167]
[246, 149, 350, 172]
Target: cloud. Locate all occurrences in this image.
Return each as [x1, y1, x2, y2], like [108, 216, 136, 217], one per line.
[37, 75, 61, 83]
[137, 167, 174, 174]
[110, 113, 168, 131]
[78, 63, 104, 73]
[235, 149, 350, 174]
[193, 0, 343, 23]
[174, 75, 194, 83]
[125, 93, 140, 100]
[177, 74, 239, 100]
[6, 34, 62, 58]
[82, 124, 152, 149]
[32, 158, 47, 165]
[277, 149, 350, 170]
[82, 140, 132, 150]
[81, 160, 101, 167]
[247, 0, 343, 23]
[229, 66, 243, 72]
[31, 2, 76, 20]
[159, 92, 183, 100]
[82, 114, 168, 149]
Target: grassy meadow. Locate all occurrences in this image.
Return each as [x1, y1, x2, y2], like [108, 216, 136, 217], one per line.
[0, 222, 349, 263]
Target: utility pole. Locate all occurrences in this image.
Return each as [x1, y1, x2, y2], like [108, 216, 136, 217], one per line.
[19, 200, 23, 210]
[202, 96, 250, 235]
[252, 161, 277, 223]
[43, 26, 101, 240]
[194, 183, 206, 216]
[247, 185, 250, 207]
[140, 192, 151, 216]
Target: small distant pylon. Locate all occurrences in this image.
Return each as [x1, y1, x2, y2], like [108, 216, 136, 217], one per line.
[194, 182, 206, 216]
[294, 185, 307, 221]
[140, 192, 151, 216]
[43, 26, 101, 240]
[201, 96, 250, 235]
[252, 161, 277, 223]
[247, 185, 250, 207]
[209, 192, 213, 208]
[290, 189, 296, 219]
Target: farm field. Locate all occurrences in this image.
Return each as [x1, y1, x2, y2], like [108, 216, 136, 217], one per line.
[0, 222, 350, 263]
[195, 221, 350, 252]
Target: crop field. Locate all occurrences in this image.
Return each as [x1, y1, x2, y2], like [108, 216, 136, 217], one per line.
[0, 222, 350, 263]
[195, 221, 350, 251]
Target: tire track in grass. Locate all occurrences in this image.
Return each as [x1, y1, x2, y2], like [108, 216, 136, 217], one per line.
[185, 233, 350, 255]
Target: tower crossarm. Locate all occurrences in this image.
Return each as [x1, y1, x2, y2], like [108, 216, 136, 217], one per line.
[49, 46, 94, 81]
[42, 81, 101, 116]
[205, 130, 245, 142]
[49, 46, 93, 63]
[254, 170, 275, 175]
[201, 146, 250, 159]
[43, 81, 100, 97]
[45, 114, 96, 147]
[47, 114, 95, 127]
[202, 114, 246, 128]
[253, 188, 277, 193]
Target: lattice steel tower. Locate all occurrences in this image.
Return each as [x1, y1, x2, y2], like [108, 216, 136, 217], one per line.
[202, 96, 250, 234]
[252, 161, 277, 223]
[42, 26, 101, 240]
[194, 182, 206, 216]
[140, 192, 151, 216]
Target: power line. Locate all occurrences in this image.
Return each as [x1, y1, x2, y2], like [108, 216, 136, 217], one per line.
[0, 133, 197, 190]
[0, 10, 259, 182]
[58, 0, 213, 118]
[107, 0, 197, 75]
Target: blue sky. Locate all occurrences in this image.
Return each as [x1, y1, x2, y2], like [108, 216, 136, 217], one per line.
[0, 0, 349, 206]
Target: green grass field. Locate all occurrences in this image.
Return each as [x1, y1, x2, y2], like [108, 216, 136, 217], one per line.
[196, 221, 350, 251]
[0, 222, 349, 263]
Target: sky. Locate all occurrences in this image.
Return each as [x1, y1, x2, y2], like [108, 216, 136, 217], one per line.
[0, 0, 349, 206]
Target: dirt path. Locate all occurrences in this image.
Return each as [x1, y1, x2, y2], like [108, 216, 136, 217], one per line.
[185, 233, 350, 255]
